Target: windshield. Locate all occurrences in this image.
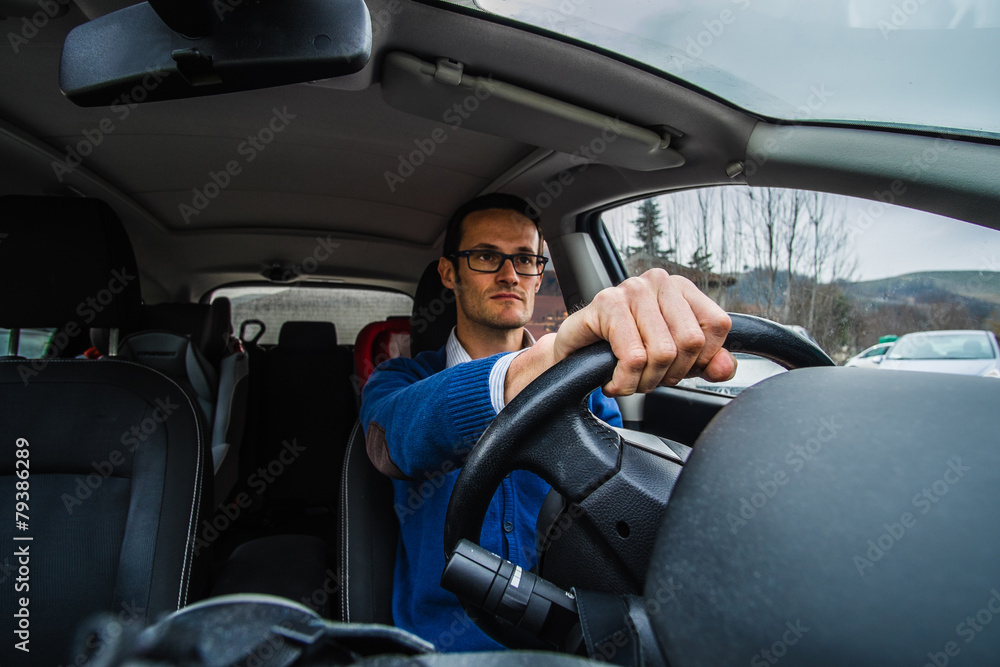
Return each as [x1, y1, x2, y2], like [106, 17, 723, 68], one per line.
[887, 332, 995, 360]
[443, 0, 1000, 138]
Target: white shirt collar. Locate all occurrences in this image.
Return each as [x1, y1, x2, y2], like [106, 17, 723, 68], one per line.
[445, 327, 536, 369]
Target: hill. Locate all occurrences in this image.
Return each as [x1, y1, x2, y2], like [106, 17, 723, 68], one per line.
[847, 271, 1000, 307]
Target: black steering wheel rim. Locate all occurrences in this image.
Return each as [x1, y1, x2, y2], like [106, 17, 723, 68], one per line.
[444, 312, 834, 557]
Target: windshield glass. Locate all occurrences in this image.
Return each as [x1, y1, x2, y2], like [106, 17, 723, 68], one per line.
[887, 332, 996, 360]
[444, 0, 1000, 138]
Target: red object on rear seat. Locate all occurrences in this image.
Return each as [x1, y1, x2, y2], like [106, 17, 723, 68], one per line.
[354, 316, 411, 387]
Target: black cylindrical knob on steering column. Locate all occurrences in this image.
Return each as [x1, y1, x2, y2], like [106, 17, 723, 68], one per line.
[442, 539, 581, 650]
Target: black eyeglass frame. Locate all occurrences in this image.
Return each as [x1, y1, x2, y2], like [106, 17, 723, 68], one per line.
[449, 250, 550, 276]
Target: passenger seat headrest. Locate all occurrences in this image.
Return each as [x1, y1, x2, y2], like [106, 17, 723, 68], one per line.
[277, 321, 338, 352]
[0, 195, 141, 329]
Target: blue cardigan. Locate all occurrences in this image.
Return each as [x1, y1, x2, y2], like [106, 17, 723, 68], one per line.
[360, 345, 622, 651]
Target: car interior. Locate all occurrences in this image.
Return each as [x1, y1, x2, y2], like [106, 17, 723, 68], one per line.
[2, 1, 1000, 665]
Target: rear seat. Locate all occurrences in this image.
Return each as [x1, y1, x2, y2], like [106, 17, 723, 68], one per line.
[201, 320, 358, 618]
[250, 321, 358, 517]
[92, 298, 249, 505]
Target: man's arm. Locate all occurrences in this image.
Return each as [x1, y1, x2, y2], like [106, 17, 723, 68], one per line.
[506, 270, 736, 403]
[361, 353, 506, 479]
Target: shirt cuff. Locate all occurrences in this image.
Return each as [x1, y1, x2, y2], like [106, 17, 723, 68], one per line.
[488, 349, 531, 414]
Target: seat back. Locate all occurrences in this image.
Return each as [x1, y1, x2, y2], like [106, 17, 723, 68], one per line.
[118, 329, 220, 424]
[340, 260, 455, 623]
[338, 423, 398, 623]
[252, 321, 356, 513]
[94, 298, 249, 505]
[0, 195, 212, 666]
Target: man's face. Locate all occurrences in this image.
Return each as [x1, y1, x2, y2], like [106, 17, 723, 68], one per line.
[439, 208, 542, 332]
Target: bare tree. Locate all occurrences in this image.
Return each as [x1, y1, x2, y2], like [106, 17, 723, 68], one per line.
[602, 203, 636, 260]
[781, 191, 807, 321]
[746, 188, 783, 319]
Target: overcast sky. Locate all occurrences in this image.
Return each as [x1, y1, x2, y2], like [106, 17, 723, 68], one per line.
[844, 201, 1000, 281]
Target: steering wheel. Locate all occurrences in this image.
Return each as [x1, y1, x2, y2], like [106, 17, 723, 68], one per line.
[441, 313, 833, 648]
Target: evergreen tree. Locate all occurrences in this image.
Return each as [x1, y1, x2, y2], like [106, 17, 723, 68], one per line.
[690, 247, 713, 273]
[630, 199, 671, 258]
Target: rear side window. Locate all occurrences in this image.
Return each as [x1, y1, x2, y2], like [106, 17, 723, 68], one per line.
[0, 327, 56, 358]
[211, 286, 413, 346]
[526, 243, 569, 340]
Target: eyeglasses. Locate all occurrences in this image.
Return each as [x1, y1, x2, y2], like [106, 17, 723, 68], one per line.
[450, 250, 549, 276]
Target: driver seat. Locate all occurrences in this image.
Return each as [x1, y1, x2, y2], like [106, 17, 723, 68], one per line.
[338, 261, 455, 622]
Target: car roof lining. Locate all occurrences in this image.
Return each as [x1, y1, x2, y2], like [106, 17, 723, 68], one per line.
[1, 0, 997, 303]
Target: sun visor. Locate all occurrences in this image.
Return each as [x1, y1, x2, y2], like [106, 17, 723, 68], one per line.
[380, 52, 684, 172]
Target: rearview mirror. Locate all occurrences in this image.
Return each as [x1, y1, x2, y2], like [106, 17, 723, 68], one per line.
[60, 0, 371, 107]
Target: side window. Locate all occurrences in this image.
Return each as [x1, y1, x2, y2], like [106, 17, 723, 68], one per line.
[525, 243, 567, 340]
[0, 327, 56, 358]
[602, 186, 1000, 394]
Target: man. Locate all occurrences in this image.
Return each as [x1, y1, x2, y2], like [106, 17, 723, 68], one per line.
[360, 193, 736, 651]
